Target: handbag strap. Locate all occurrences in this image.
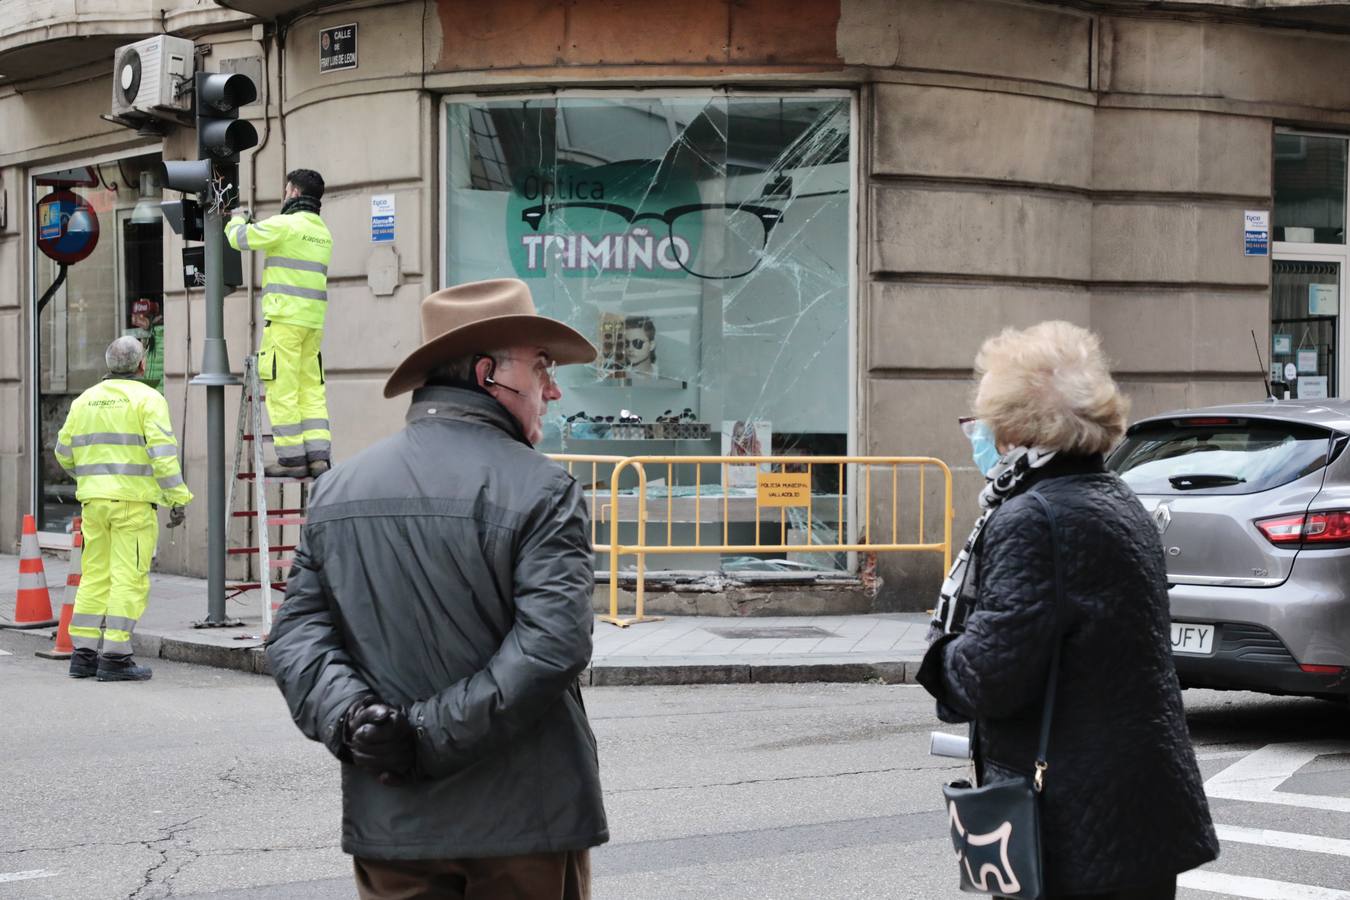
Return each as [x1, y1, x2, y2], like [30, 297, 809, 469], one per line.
[1026, 490, 1065, 794]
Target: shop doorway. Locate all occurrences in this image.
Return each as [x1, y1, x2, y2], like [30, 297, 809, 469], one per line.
[30, 151, 166, 534]
[1272, 130, 1349, 399]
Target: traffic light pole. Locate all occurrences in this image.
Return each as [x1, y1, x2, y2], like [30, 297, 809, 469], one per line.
[162, 70, 257, 627]
[190, 208, 241, 626]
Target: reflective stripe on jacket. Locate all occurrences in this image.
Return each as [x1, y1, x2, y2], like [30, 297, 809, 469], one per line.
[226, 211, 333, 329]
[54, 379, 194, 507]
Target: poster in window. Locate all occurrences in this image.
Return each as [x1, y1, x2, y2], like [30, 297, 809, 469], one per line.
[722, 419, 771, 487]
[1309, 283, 1339, 317]
[1299, 375, 1328, 399]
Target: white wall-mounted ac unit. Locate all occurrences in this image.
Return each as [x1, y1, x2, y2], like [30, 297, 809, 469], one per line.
[111, 36, 195, 119]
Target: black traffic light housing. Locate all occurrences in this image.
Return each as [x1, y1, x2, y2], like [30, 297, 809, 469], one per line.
[196, 72, 258, 163]
[159, 70, 258, 292]
[160, 197, 203, 242]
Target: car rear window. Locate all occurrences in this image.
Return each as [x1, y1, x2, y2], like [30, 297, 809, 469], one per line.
[1107, 418, 1339, 495]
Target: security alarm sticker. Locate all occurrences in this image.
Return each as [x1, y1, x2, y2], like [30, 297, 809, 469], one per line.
[371, 194, 395, 243]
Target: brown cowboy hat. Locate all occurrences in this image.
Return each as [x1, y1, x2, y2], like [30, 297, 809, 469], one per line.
[384, 278, 596, 398]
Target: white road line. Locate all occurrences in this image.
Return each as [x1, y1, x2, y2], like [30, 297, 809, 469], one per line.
[0, 649, 11, 656]
[1216, 824, 1350, 858]
[1205, 741, 1350, 813]
[1179, 871, 1350, 899]
[0, 870, 57, 884]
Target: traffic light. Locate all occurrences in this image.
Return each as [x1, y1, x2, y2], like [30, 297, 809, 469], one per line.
[159, 70, 257, 293]
[160, 197, 203, 242]
[160, 72, 258, 199]
[195, 72, 258, 163]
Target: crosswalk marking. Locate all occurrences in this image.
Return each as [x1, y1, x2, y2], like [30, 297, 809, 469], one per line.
[1179, 871, 1350, 899]
[0, 870, 57, 884]
[1215, 824, 1350, 858]
[1205, 741, 1350, 813]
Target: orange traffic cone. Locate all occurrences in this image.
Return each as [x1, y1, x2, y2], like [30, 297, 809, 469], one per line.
[8, 514, 57, 628]
[36, 518, 80, 659]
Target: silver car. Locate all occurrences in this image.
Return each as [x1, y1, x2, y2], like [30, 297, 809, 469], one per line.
[1107, 400, 1350, 701]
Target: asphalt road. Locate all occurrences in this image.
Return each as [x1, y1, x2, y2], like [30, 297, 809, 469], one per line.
[2, 629, 1348, 899]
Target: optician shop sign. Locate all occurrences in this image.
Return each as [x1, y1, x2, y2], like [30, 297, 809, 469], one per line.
[504, 161, 784, 282]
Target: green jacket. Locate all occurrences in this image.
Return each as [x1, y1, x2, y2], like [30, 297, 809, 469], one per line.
[226, 210, 333, 329]
[55, 378, 193, 507]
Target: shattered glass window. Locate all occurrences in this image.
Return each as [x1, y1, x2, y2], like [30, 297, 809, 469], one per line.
[445, 94, 852, 569]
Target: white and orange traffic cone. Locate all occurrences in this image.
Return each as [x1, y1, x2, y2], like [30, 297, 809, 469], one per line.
[6, 514, 57, 628]
[36, 518, 80, 659]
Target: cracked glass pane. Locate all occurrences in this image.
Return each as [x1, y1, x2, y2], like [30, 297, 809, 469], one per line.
[446, 94, 852, 569]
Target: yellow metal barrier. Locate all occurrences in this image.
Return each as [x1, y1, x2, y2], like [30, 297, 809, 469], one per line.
[548, 455, 626, 552]
[600, 455, 953, 627]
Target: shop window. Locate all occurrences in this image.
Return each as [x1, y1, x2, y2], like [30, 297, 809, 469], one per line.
[444, 94, 852, 571]
[1273, 133, 1346, 244]
[32, 153, 165, 532]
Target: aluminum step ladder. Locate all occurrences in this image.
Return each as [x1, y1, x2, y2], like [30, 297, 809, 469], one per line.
[226, 354, 311, 633]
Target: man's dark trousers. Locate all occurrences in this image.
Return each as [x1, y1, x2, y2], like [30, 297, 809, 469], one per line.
[354, 850, 590, 900]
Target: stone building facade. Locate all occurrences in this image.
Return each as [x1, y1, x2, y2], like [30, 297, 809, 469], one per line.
[4, 0, 1350, 608]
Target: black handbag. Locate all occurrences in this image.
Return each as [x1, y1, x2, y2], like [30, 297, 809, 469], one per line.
[941, 491, 1064, 900]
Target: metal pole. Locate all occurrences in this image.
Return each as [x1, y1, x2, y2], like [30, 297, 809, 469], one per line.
[191, 207, 242, 626]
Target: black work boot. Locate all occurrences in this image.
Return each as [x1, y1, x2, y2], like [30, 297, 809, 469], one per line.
[308, 459, 330, 478]
[263, 461, 309, 479]
[96, 654, 152, 682]
[68, 648, 98, 679]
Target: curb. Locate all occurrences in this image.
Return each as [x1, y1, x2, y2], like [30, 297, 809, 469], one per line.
[10, 625, 923, 686]
[585, 660, 917, 686]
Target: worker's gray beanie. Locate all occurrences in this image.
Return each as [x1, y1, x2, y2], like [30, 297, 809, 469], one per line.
[106, 336, 145, 374]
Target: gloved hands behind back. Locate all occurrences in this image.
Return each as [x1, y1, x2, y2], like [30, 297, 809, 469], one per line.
[167, 506, 186, 528]
[343, 696, 416, 785]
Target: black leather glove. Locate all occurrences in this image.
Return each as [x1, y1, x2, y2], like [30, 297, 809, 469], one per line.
[167, 506, 186, 529]
[344, 698, 416, 785]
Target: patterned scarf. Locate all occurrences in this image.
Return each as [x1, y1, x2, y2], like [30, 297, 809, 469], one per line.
[928, 446, 1059, 639]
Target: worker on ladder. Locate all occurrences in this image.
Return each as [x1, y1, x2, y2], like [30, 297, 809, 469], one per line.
[227, 169, 334, 478]
[54, 336, 192, 681]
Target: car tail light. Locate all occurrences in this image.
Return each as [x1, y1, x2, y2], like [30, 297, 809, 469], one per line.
[1299, 663, 1346, 675]
[1255, 510, 1350, 545]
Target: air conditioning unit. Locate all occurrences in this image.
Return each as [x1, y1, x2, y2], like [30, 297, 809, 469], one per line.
[111, 36, 195, 119]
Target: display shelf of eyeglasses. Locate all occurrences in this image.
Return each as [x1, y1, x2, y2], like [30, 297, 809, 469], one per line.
[565, 422, 711, 440]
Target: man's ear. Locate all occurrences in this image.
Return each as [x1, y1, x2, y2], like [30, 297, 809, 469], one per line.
[473, 356, 495, 389]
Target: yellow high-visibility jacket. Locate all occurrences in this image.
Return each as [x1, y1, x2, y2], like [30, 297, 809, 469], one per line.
[226, 210, 333, 330]
[54, 378, 193, 507]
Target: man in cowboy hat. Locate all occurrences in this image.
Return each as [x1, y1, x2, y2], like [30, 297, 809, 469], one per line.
[266, 278, 607, 899]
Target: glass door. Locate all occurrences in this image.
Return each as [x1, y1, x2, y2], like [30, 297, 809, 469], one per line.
[1273, 129, 1350, 402]
[30, 153, 164, 533]
[1270, 256, 1342, 399]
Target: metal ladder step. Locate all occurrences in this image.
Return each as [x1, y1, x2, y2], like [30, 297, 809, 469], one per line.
[228, 544, 296, 556]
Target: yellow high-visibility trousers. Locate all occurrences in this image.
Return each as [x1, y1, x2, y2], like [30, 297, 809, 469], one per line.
[69, 499, 157, 656]
[260, 321, 330, 466]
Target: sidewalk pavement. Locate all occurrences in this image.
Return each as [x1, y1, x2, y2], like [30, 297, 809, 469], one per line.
[0, 552, 931, 685]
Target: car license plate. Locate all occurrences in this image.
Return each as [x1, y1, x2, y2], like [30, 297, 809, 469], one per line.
[1171, 622, 1215, 656]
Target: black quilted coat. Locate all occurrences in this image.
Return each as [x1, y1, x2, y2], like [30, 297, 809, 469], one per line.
[918, 455, 1218, 896]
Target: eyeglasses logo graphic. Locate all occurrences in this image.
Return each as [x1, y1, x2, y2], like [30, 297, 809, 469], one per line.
[520, 201, 782, 280]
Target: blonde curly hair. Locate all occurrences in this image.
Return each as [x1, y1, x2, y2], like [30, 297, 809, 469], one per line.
[973, 321, 1128, 455]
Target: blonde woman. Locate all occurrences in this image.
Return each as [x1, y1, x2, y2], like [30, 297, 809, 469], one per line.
[918, 321, 1218, 900]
